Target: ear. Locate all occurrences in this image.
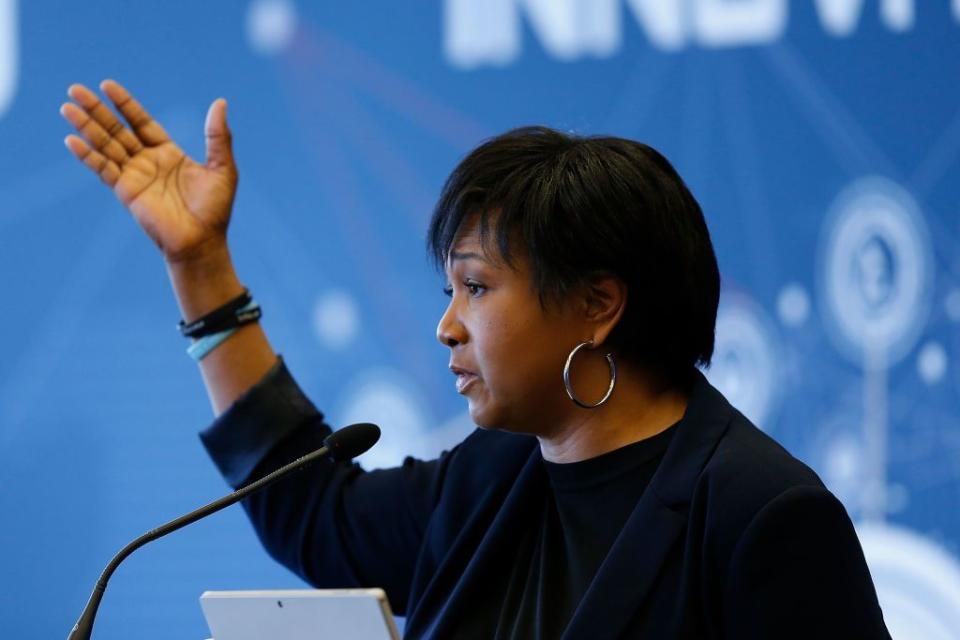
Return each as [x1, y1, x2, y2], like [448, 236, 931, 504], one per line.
[581, 273, 627, 347]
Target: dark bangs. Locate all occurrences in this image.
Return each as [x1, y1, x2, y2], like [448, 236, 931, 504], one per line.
[426, 126, 583, 304]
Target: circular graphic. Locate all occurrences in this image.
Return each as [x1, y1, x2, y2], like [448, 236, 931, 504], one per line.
[808, 411, 866, 517]
[916, 341, 947, 385]
[823, 432, 864, 511]
[246, 0, 298, 55]
[817, 177, 933, 367]
[337, 367, 433, 470]
[312, 289, 360, 350]
[703, 291, 780, 430]
[856, 521, 960, 639]
[776, 282, 811, 328]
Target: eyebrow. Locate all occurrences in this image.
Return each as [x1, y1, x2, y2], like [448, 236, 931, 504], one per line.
[450, 250, 492, 264]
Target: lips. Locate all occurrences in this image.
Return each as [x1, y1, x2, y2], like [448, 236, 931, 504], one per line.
[455, 372, 478, 394]
[450, 365, 478, 394]
[449, 365, 476, 376]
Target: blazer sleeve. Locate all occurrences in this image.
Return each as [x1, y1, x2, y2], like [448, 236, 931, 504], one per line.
[721, 484, 892, 639]
[199, 356, 454, 616]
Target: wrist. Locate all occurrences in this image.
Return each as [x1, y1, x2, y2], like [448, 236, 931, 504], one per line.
[165, 236, 233, 275]
[165, 240, 245, 323]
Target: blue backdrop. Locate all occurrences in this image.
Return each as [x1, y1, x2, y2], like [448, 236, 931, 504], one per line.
[2, 1, 960, 637]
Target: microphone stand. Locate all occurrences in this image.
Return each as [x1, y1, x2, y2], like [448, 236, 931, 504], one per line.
[68, 444, 333, 640]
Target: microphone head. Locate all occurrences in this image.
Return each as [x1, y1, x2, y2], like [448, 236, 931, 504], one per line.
[324, 423, 381, 461]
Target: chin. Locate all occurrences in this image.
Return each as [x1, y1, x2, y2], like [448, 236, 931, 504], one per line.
[468, 405, 528, 435]
[466, 400, 505, 431]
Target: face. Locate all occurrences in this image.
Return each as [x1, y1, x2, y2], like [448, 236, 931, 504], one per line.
[436, 216, 589, 436]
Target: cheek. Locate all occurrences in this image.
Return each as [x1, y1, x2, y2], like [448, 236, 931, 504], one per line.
[471, 344, 568, 432]
[477, 320, 564, 398]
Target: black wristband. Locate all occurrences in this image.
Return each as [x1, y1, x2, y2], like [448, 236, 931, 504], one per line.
[179, 289, 260, 338]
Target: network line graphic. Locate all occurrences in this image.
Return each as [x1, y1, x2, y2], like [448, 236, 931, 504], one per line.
[1, 2, 959, 637]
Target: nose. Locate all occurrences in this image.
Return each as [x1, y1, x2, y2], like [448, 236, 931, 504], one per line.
[436, 298, 468, 348]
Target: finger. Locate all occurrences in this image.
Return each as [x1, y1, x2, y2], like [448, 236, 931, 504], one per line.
[60, 102, 130, 166]
[67, 83, 144, 156]
[64, 134, 121, 187]
[204, 98, 235, 171]
[99, 79, 170, 147]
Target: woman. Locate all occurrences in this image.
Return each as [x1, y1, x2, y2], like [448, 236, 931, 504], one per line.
[60, 80, 891, 638]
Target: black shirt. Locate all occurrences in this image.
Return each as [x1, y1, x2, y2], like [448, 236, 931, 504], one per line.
[494, 422, 680, 639]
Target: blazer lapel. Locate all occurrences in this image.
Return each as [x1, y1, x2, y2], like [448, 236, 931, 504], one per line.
[406, 445, 548, 638]
[562, 369, 735, 640]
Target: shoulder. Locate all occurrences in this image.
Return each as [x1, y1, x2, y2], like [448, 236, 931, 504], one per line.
[704, 407, 826, 501]
[690, 407, 836, 563]
[706, 419, 886, 634]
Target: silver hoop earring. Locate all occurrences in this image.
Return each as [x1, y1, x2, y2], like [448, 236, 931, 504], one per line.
[563, 339, 616, 409]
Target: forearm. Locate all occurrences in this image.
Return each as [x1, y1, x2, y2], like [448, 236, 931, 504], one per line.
[199, 359, 446, 611]
[165, 240, 278, 417]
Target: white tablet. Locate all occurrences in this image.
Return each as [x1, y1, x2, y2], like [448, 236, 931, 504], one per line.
[200, 588, 401, 640]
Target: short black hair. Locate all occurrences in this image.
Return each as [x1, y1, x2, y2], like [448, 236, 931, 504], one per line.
[426, 126, 720, 391]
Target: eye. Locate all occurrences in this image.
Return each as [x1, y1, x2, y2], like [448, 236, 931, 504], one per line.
[464, 280, 486, 297]
[441, 280, 487, 298]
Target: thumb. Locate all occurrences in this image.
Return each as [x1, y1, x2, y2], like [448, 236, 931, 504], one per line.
[204, 98, 235, 171]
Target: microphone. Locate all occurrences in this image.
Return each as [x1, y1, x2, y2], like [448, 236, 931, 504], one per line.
[68, 422, 381, 640]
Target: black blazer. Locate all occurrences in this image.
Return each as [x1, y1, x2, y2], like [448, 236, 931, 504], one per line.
[201, 358, 891, 639]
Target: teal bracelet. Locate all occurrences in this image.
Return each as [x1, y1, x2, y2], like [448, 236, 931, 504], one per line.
[187, 327, 239, 361]
[186, 299, 259, 361]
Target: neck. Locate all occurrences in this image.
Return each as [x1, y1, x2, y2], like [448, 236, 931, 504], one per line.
[538, 363, 690, 463]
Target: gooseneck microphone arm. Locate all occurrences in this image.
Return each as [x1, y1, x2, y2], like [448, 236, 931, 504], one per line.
[68, 422, 381, 640]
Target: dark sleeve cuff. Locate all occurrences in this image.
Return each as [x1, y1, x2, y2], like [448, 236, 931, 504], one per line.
[199, 355, 332, 487]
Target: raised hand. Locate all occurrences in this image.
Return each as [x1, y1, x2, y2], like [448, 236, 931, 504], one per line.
[60, 80, 238, 264]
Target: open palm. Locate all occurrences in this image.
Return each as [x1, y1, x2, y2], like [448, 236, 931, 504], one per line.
[61, 80, 238, 263]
